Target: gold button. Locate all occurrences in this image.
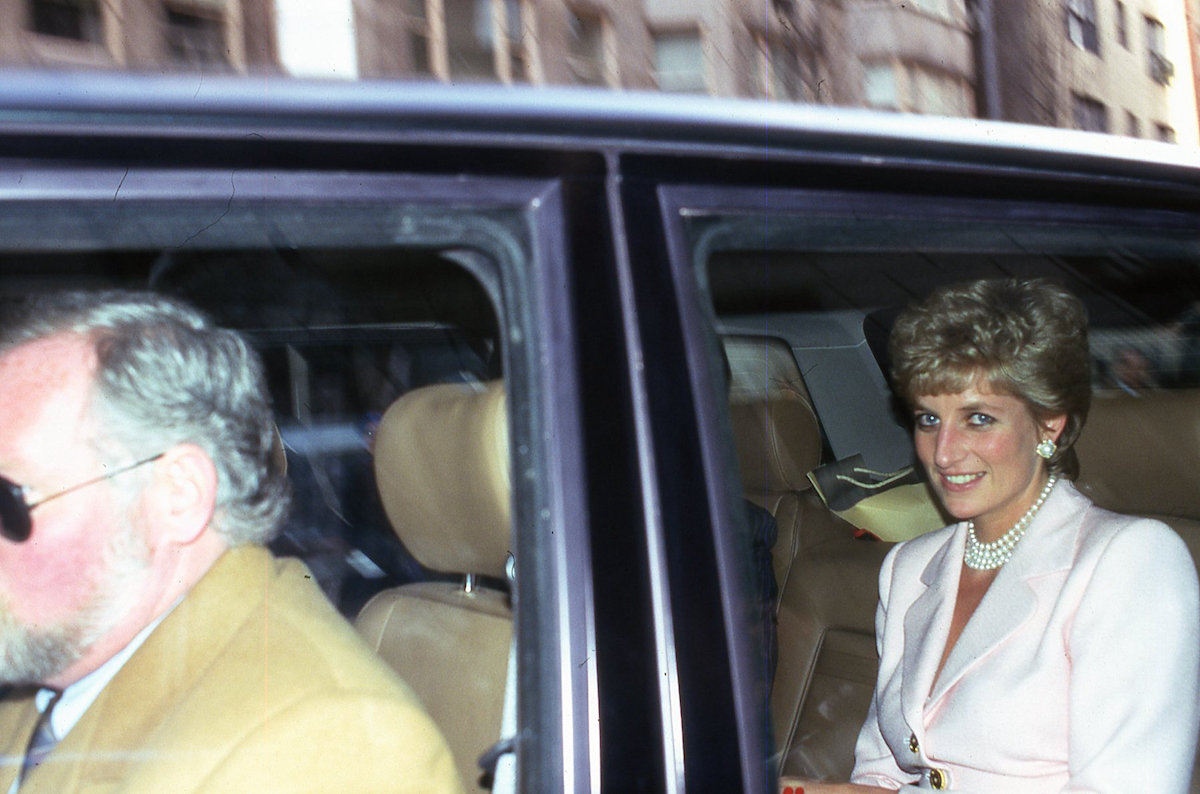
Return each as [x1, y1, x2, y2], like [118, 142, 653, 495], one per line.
[908, 732, 919, 753]
[929, 768, 948, 789]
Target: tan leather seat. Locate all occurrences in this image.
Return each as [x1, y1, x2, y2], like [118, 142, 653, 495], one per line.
[355, 381, 511, 792]
[724, 336, 889, 780]
[1076, 390, 1200, 539]
[726, 335, 825, 595]
[1075, 389, 1200, 794]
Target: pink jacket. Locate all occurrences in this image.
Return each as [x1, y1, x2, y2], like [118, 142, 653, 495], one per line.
[851, 480, 1200, 793]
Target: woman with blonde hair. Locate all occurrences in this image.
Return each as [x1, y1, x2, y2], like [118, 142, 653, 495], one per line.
[784, 278, 1200, 793]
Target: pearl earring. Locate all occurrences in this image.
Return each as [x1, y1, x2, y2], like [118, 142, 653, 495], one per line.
[1036, 439, 1057, 460]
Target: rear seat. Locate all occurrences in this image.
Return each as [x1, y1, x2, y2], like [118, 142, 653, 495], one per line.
[1074, 389, 1200, 794]
[724, 336, 889, 779]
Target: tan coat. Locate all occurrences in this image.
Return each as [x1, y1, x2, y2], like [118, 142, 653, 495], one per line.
[0, 545, 463, 793]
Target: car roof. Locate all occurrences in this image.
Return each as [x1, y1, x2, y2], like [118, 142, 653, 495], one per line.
[1, 69, 1199, 184]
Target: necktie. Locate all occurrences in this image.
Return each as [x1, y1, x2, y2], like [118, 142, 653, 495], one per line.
[18, 692, 61, 786]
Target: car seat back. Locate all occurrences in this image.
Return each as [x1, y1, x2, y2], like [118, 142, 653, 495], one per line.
[1075, 389, 1200, 794]
[355, 380, 512, 792]
[724, 336, 888, 779]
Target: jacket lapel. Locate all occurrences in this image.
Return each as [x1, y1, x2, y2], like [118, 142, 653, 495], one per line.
[26, 546, 272, 790]
[927, 481, 1083, 708]
[901, 528, 963, 730]
[0, 689, 38, 792]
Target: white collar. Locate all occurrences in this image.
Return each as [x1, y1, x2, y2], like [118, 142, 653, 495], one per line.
[36, 600, 179, 742]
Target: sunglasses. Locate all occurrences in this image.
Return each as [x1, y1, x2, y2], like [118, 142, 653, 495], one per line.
[0, 453, 165, 543]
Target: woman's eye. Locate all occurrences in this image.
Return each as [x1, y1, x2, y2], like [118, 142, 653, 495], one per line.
[914, 413, 938, 429]
[968, 413, 994, 426]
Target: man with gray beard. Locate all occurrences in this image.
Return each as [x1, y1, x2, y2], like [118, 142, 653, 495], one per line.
[0, 291, 460, 793]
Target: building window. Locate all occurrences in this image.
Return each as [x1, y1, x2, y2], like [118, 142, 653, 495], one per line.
[908, 0, 966, 23]
[165, 6, 229, 68]
[1125, 110, 1139, 137]
[567, 8, 614, 87]
[1115, 0, 1128, 47]
[1155, 122, 1176, 143]
[907, 64, 972, 116]
[438, 0, 533, 83]
[502, 0, 537, 83]
[863, 63, 899, 110]
[403, 0, 434, 77]
[1066, 0, 1100, 54]
[1072, 93, 1107, 132]
[29, 0, 102, 43]
[653, 30, 706, 93]
[1145, 17, 1173, 85]
[755, 34, 806, 102]
[862, 62, 971, 116]
[444, 0, 495, 80]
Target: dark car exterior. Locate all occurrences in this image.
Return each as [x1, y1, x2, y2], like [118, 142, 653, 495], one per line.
[2, 70, 1200, 793]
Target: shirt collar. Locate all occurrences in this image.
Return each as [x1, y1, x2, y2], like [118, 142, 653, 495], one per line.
[36, 599, 180, 741]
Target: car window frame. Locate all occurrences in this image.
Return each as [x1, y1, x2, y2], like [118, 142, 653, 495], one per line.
[0, 162, 600, 793]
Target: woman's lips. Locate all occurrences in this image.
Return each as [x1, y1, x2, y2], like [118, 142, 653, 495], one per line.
[939, 471, 984, 492]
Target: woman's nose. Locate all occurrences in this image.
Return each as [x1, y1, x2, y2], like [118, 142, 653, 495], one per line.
[934, 425, 964, 468]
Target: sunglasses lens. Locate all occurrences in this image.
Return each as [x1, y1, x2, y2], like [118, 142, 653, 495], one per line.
[0, 481, 31, 543]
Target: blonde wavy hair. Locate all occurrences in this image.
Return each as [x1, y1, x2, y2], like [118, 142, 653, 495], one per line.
[889, 278, 1092, 479]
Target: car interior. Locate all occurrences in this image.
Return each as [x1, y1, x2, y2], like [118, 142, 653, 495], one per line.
[706, 227, 1200, 790]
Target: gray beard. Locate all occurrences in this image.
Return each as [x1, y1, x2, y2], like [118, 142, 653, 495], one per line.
[0, 609, 83, 686]
[0, 522, 151, 686]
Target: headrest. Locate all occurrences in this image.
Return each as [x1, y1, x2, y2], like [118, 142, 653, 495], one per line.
[1075, 390, 1200, 522]
[373, 381, 511, 578]
[725, 336, 822, 493]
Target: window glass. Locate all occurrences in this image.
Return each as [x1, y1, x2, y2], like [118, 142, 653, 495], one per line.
[653, 30, 706, 93]
[1125, 110, 1139, 137]
[404, 0, 434, 77]
[863, 63, 899, 110]
[907, 64, 971, 116]
[568, 7, 608, 86]
[0, 201, 506, 617]
[504, 0, 534, 82]
[756, 34, 806, 102]
[445, 0, 496, 80]
[1066, 0, 1100, 54]
[30, 0, 102, 42]
[1072, 92, 1108, 132]
[682, 198, 1200, 783]
[165, 6, 229, 68]
[700, 213, 1200, 401]
[1145, 16, 1173, 84]
[910, 0, 962, 23]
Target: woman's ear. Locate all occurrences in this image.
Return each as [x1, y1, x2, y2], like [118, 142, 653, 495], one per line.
[146, 443, 218, 547]
[1043, 413, 1069, 444]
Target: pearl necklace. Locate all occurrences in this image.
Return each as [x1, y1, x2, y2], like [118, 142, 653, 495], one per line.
[963, 474, 1058, 571]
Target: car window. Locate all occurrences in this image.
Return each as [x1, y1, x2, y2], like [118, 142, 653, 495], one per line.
[694, 209, 1200, 470]
[0, 200, 507, 616]
[668, 187, 1200, 782]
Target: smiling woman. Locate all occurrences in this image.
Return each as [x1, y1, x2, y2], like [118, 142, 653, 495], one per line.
[782, 278, 1200, 793]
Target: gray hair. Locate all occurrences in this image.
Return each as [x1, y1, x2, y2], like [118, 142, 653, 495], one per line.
[0, 290, 290, 545]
